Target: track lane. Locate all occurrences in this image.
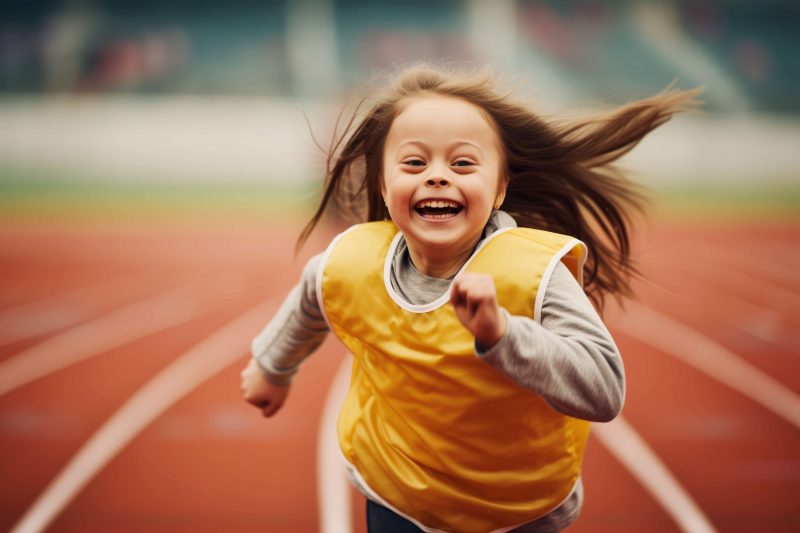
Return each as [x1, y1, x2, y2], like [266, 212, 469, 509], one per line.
[47, 340, 346, 533]
[659, 226, 800, 292]
[10, 299, 279, 533]
[2, 217, 798, 532]
[0, 283, 218, 396]
[630, 279, 800, 394]
[609, 332, 799, 532]
[639, 267, 799, 354]
[1, 221, 322, 532]
[0, 309, 253, 532]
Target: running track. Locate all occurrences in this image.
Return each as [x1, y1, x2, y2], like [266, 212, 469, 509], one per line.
[0, 216, 798, 532]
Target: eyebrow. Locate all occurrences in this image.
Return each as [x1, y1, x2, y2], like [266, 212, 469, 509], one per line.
[397, 140, 484, 154]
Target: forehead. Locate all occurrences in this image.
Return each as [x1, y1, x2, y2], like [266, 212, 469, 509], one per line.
[387, 95, 500, 147]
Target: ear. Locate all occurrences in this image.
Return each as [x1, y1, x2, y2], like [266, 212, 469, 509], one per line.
[494, 179, 507, 209]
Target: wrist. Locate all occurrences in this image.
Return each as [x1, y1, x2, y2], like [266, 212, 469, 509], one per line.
[476, 311, 507, 350]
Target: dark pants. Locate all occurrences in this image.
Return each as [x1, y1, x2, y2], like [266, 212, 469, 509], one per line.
[366, 500, 424, 533]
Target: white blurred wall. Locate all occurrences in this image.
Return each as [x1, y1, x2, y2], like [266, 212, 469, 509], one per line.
[0, 97, 337, 185]
[1, 96, 798, 187]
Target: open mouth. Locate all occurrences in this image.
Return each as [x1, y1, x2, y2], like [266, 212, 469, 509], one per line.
[414, 199, 464, 219]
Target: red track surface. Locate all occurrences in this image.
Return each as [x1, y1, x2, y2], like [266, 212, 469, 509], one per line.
[1, 216, 798, 532]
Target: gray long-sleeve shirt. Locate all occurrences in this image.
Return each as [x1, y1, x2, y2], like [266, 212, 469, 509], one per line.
[251, 210, 625, 532]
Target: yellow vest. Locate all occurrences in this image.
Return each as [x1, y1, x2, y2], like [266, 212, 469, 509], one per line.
[318, 221, 591, 532]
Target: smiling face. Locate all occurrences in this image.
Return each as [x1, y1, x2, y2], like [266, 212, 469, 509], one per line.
[381, 95, 507, 276]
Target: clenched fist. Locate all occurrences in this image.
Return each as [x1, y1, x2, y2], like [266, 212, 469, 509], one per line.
[449, 272, 507, 349]
[240, 357, 290, 417]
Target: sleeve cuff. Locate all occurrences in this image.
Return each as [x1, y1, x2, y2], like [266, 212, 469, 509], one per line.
[254, 355, 298, 386]
[475, 308, 512, 358]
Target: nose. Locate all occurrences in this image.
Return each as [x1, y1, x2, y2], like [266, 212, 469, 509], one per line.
[425, 176, 450, 188]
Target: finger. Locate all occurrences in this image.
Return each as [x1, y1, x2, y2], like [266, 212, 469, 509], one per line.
[262, 402, 282, 418]
[468, 298, 481, 319]
[458, 272, 480, 283]
[454, 291, 467, 309]
[244, 394, 266, 408]
[465, 287, 488, 316]
[450, 279, 466, 307]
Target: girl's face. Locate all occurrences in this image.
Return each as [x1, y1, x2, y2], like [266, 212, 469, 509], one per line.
[382, 95, 507, 265]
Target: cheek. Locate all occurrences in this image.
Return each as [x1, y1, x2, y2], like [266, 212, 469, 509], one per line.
[466, 177, 497, 204]
[384, 175, 415, 204]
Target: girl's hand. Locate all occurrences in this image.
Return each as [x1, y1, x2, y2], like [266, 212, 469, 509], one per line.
[240, 357, 290, 418]
[450, 273, 507, 349]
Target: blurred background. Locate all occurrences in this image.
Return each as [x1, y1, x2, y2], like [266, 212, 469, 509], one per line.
[1, 2, 799, 533]
[1, 0, 798, 215]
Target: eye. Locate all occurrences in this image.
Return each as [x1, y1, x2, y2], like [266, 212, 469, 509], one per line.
[402, 158, 426, 167]
[452, 159, 475, 167]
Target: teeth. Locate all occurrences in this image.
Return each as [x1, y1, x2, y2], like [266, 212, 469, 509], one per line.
[416, 200, 460, 209]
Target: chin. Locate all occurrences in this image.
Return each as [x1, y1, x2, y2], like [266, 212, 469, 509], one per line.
[414, 230, 469, 251]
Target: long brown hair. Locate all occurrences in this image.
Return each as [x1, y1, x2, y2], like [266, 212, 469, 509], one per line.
[298, 65, 700, 310]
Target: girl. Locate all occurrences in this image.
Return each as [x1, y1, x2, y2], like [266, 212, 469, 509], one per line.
[240, 65, 698, 532]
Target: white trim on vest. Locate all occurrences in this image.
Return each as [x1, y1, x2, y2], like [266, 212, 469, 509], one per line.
[315, 224, 361, 331]
[339, 448, 451, 533]
[321, 224, 588, 326]
[533, 238, 587, 324]
[383, 227, 516, 314]
[339, 447, 581, 533]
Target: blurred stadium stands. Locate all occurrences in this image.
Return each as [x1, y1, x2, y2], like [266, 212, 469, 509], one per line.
[0, 0, 798, 194]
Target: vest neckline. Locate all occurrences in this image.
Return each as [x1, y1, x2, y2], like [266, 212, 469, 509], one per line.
[383, 227, 515, 313]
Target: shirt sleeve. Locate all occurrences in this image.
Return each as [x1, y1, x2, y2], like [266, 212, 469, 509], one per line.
[250, 253, 330, 386]
[476, 261, 625, 422]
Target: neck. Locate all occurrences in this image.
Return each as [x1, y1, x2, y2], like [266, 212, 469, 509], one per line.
[406, 239, 479, 279]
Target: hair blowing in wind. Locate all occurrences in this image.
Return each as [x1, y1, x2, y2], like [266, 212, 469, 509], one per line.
[298, 65, 701, 311]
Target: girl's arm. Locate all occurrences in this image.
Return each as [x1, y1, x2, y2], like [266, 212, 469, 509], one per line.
[476, 262, 625, 422]
[250, 253, 330, 385]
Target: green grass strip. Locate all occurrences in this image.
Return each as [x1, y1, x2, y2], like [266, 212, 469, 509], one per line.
[0, 176, 320, 223]
[652, 184, 800, 221]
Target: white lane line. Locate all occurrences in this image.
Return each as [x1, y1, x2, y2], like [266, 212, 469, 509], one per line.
[0, 285, 206, 396]
[317, 357, 353, 533]
[593, 417, 717, 533]
[612, 301, 800, 430]
[642, 270, 799, 354]
[9, 298, 277, 533]
[667, 241, 800, 302]
[0, 276, 141, 346]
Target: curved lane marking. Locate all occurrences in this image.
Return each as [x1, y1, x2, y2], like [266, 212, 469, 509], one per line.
[641, 270, 799, 354]
[9, 299, 277, 533]
[593, 417, 717, 533]
[660, 259, 800, 315]
[0, 276, 143, 346]
[0, 285, 208, 396]
[612, 301, 800, 430]
[317, 357, 353, 533]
